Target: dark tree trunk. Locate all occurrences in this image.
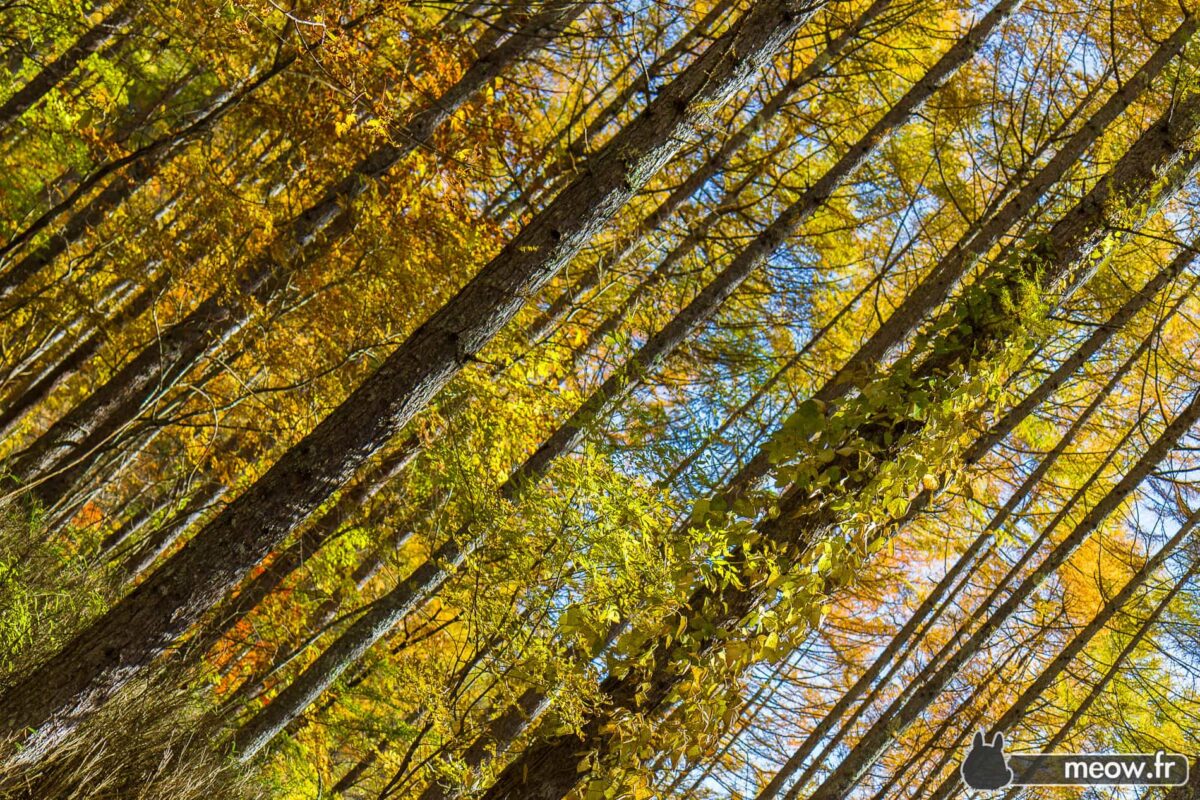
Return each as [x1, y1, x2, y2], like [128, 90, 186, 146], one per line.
[180, 442, 417, 667]
[522, 0, 896, 346]
[0, 1, 136, 133]
[803, 391, 1200, 800]
[246, 5, 1022, 748]
[0, 0, 820, 760]
[472, 81, 1200, 800]
[7, 1, 588, 510]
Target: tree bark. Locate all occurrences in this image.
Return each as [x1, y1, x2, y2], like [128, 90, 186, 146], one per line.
[0, 1, 136, 133]
[923, 512, 1200, 800]
[6, 1, 587, 510]
[777, 278, 1184, 799]
[0, 0, 822, 761]
[226, 2, 1013, 761]
[180, 442, 418, 667]
[803, 388, 1200, 800]
[471, 79, 1200, 800]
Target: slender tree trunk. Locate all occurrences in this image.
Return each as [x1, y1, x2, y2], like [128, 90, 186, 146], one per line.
[802, 389, 1200, 800]
[809, 402, 1147, 800]
[223, 2, 833, 761]
[807, 11, 1199, 404]
[0, 271, 169, 442]
[0, 1, 136, 133]
[470, 82, 1200, 800]
[922, 514, 1200, 800]
[352, 489, 451, 590]
[782, 386, 1138, 797]
[1039, 569, 1196, 748]
[988, 558, 1198, 800]
[867, 623, 1046, 800]
[412, 622, 627, 800]
[196, 395, 472, 657]
[330, 736, 391, 796]
[225, 2, 1016, 761]
[180, 442, 418, 667]
[525, 123, 777, 347]
[7, 1, 588, 511]
[213, 465, 456, 700]
[663, 56, 1114, 490]
[0, 0, 822, 760]
[96, 480, 180, 557]
[708, 342, 1148, 799]
[494, 1, 733, 222]
[670, 657, 794, 797]
[756, 231, 1195, 800]
[0, 274, 134, 396]
[117, 478, 229, 583]
[1, 121, 205, 302]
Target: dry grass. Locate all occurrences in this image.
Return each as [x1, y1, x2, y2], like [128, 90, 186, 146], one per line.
[0, 507, 264, 799]
[0, 680, 264, 800]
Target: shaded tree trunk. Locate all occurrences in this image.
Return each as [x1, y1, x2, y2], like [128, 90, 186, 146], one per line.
[803, 389, 1200, 800]
[180, 442, 419, 667]
[224, 0, 1015, 761]
[923, 512, 1200, 800]
[471, 78, 1200, 800]
[756, 227, 1198, 800]
[7, 1, 588, 510]
[0, 0, 821, 761]
[0, 1, 136, 133]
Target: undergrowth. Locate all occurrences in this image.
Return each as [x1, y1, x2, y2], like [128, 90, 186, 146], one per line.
[0, 506, 264, 800]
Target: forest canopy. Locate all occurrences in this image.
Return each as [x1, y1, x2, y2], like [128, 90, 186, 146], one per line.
[1, 1, 1200, 798]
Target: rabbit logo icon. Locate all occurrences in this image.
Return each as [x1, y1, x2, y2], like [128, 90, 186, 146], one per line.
[961, 730, 1014, 790]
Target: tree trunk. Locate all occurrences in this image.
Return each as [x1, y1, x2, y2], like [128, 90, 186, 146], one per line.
[7, 1, 587, 510]
[224, 1, 1013, 759]
[809, 11, 1199, 404]
[117, 478, 229, 583]
[922, 513, 1200, 800]
[471, 80, 1200, 800]
[494, 1, 734, 222]
[0, 271, 168, 442]
[96, 480, 180, 557]
[181, 442, 418, 667]
[0, 1, 136, 133]
[553, 0, 1022, 466]
[414, 621, 627, 800]
[0, 0, 822, 761]
[802, 388, 1200, 800]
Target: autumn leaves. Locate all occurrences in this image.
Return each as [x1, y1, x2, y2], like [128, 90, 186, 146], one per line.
[2, 1, 1200, 799]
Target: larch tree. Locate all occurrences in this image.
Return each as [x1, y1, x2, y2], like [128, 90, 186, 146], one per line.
[3, 2, 1200, 799]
